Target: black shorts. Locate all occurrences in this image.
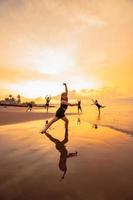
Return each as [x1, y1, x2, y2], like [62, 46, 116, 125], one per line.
[56, 107, 65, 119]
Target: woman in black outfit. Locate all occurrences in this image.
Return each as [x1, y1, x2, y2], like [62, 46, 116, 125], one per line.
[91, 99, 105, 115]
[41, 83, 77, 133]
[45, 95, 51, 112]
[77, 100, 82, 114]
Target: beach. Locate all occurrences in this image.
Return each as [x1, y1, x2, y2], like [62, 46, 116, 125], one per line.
[0, 105, 133, 200]
[0, 106, 55, 126]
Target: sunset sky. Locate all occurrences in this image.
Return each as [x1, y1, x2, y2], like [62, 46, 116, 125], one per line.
[0, 0, 133, 98]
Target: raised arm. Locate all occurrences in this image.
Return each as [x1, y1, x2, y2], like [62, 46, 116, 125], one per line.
[90, 98, 95, 103]
[45, 95, 48, 100]
[49, 95, 52, 100]
[90, 98, 96, 105]
[63, 83, 68, 94]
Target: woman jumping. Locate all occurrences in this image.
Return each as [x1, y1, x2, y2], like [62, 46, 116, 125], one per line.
[91, 99, 105, 116]
[41, 83, 77, 133]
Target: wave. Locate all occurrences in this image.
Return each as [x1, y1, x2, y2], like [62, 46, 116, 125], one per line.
[83, 118, 133, 136]
[100, 124, 133, 136]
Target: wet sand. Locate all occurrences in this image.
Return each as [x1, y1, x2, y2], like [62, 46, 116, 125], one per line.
[0, 107, 133, 200]
[0, 107, 77, 126]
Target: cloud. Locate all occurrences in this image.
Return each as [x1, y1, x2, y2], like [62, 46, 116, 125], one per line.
[0, 66, 52, 83]
[0, 0, 133, 97]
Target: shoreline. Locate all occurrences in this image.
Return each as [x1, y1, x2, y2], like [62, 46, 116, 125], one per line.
[0, 107, 132, 137]
[0, 111, 54, 126]
[0, 107, 78, 126]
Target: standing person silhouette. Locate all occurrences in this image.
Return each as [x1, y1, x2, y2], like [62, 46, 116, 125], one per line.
[45, 95, 51, 113]
[44, 128, 77, 180]
[26, 102, 33, 112]
[77, 100, 82, 114]
[41, 83, 77, 134]
[91, 99, 105, 116]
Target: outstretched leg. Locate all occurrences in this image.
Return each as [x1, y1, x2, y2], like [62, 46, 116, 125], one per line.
[67, 152, 78, 158]
[61, 116, 69, 130]
[41, 116, 59, 134]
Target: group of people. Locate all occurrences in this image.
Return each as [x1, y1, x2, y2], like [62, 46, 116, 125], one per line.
[41, 83, 105, 134]
[26, 83, 105, 133]
[26, 95, 51, 112]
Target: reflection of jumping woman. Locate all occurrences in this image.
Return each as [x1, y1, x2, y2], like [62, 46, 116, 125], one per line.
[44, 128, 77, 180]
[41, 83, 77, 133]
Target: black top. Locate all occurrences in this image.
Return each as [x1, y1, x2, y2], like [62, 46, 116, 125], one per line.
[78, 101, 81, 106]
[61, 103, 68, 110]
[95, 103, 101, 108]
[46, 99, 50, 103]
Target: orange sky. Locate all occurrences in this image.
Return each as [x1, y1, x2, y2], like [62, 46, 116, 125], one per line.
[0, 0, 133, 98]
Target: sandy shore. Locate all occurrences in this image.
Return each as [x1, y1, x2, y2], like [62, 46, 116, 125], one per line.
[0, 107, 133, 200]
[0, 107, 77, 126]
[0, 109, 54, 126]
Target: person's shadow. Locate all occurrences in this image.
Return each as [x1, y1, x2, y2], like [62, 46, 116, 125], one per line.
[44, 128, 78, 180]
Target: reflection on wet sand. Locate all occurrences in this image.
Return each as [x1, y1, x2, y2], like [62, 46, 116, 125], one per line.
[1, 105, 133, 200]
[77, 117, 81, 125]
[92, 112, 133, 137]
[92, 113, 100, 129]
[93, 113, 100, 129]
[44, 128, 78, 180]
[92, 124, 98, 129]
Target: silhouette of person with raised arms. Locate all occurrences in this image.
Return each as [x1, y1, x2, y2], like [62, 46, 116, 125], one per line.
[77, 100, 82, 114]
[91, 99, 105, 116]
[41, 83, 78, 134]
[44, 128, 78, 180]
[45, 95, 51, 113]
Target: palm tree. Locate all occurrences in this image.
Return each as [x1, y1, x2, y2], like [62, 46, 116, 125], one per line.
[9, 94, 12, 100]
